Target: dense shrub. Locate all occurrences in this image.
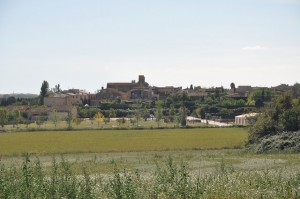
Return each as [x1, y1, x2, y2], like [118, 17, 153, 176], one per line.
[248, 93, 300, 143]
[247, 131, 300, 153]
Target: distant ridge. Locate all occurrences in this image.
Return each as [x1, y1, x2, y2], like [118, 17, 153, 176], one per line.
[0, 93, 38, 98]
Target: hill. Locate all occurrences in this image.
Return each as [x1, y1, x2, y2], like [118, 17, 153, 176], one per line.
[0, 93, 38, 98]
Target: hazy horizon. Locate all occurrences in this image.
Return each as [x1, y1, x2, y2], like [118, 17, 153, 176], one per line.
[1, 0, 299, 94]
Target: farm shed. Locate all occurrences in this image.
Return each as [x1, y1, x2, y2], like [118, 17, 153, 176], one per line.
[235, 113, 258, 126]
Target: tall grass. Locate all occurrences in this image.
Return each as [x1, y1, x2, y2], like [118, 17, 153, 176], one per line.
[0, 154, 299, 198]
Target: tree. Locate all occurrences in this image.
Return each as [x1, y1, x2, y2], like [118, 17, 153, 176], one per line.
[236, 99, 246, 106]
[292, 83, 300, 97]
[24, 110, 32, 128]
[249, 92, 300, 143]
[279, 108, 299, 132]
[15, 110, 23, 128]
[230, 82, 236, 93]
[155, 100, 164, 108]
[0, 96, 17, 106]
[141, 107, 149, 121]
[7, 96, 16, 105]
[50, 110, 61, 128]
[255, 99, 264, 108]
[35, 115, 47, 128]
[0, 108, 8, 128]
[134, 107, 143, 128]
[73, 117, 81, 128]
[190, 84, 194, 90]
[54, 84, 61, 93]
[155, 105, 163, 127]
[249, 88, 273, 107]
[115, 96, 121, 104]
[94, 112, 104, 129]
[178, 106, 187, 127]
[40, 80, 49, 105]
[8, 111, 16, 128]
[35, 116, 42, 128]
[116, 118, 126, 126]
[168, 104, 176, 122]
[129, 118, 136, 127]
[65, 111, 73, 129]
[194, 107, 202, 118]
[109, 108, 116, 118]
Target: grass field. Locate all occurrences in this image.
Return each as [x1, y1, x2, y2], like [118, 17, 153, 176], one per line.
[1, 149, 300, 198]
[0, 128, 247, 156]
[1, 128, 300, 198]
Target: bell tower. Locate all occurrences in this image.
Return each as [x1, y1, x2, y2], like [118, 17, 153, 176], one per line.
[138, 75, 145, 86]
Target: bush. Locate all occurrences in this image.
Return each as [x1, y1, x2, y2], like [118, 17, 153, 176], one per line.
[248, 93, 300, 143]
[247, 131, 300, 153]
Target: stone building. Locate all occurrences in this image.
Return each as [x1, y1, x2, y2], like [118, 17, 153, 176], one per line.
[92, 75, 184, 104]
[93, 75, 154, 104]
[152, 86, 182, 100]
[44, 89, 94, 117]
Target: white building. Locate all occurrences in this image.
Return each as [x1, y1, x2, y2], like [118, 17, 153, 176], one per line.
[235, 113, 258, 126]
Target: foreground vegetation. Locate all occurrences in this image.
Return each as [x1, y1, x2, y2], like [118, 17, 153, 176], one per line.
[249, 92, 300, 142]
[247, 92, 300, 154]
[0, 125, 299, 198]
[247, 131, 300, 153]
[0, 128, 247, 156]
[1, 151, 300, 199]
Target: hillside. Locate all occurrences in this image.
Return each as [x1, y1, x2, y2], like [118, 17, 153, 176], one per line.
[0, 93, 38, 98]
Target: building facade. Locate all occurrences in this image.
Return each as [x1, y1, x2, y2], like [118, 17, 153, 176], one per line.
[235, 113, 258, 126]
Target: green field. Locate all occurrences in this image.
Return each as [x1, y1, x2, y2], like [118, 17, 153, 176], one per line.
[0, 128, 247, 156]
[1, 128, 300, 198]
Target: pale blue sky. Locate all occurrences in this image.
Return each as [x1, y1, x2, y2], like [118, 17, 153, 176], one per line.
[0, 0, 299, 94]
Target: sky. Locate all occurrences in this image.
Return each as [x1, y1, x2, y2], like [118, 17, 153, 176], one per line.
[0, 0, 299, 94]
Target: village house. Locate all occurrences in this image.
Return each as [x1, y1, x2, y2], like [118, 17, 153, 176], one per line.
[152, 86, 182, 100]
[92, 75, 152, 103]
[228, 86, 252, 100]
[92, 75, 182, 104]
[44, 89, 93, 107]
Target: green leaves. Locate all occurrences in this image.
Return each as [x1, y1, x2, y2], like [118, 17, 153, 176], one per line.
[249, 92, 300, 143]
[0, 108, 8, 128]
[40, 80, 49, 105]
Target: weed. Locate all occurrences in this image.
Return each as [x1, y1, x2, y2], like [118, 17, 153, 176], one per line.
[0, 154, 299, 198]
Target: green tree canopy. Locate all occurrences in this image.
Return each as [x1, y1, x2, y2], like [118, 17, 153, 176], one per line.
[249, 88, 273, 107]
[0, 108, 8, 128]
[65, 111, 73, 129]
[249, 92, 300, 143]
[155, 105, 163, 127]
[109, 108, 116, 118]
[178, 106, 187, 127]
[40, 80, 49, 105]
[230, 82, 236, 92]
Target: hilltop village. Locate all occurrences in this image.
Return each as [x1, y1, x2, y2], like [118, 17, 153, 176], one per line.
[44, 75, 268, 106]
[0, 75, 299, 128]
